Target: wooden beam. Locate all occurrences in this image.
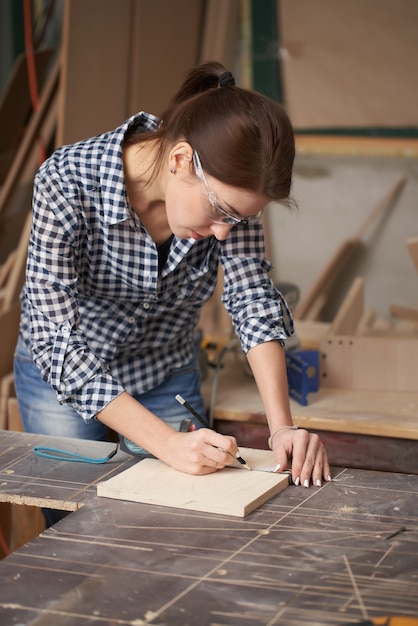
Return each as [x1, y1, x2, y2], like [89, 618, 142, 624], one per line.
[0, 58, 59, 217]
[407, 236, 418, 274]
[294, 175, 406, 321]
[329, 276, 364, 336]
[389, 304, 418, 326]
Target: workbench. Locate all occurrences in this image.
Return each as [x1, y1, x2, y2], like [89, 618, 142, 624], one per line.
[0, 429, 417, 625]
[201, 350, 418, 475]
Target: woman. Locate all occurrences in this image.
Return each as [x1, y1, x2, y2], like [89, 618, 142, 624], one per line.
[14, 61, 330, 490]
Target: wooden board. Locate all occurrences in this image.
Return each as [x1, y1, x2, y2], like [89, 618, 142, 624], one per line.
[329, 276, 364, 336]
[408, 237, 418, 273]
[97, 448, 289, 517]
[293, 176, 406, 321]
[320, 334, 418, 392]
[279, 1, 418, 129]
[200, 353, 418, 442]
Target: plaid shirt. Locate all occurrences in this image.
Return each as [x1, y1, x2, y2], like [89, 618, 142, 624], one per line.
[20, 112, 293, 421]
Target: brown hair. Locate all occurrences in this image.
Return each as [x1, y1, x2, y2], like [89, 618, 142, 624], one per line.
[125, 61, 295, 205]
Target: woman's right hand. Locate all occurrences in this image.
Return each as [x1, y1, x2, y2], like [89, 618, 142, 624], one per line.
[162, 428, 239, 475]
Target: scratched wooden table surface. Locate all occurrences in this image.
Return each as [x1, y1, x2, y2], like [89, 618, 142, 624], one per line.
[0, 429, 417, 625]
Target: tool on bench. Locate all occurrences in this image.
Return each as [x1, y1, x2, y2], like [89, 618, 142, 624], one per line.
[119, 417, 193, 458]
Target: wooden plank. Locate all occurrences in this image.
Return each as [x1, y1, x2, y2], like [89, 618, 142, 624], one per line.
[356, 308, 377, 335]
[293, 176, 406, 321]
[294, 319, 330, 349]
[280, 2, 418, 129]
[407, 236, 418, 274]
[98, 448, 289, 517]
[0, 50, 53, 153]
[7, 397, 21, 432]
[389, 303, 418, 325]
[0, 58, 59, 218]
[294, 239, 358, 321]
[328, 276, 364, 336]
[201, 352, 418, 441]
[0, 251, 16, 288]
[320, 334, 418, 392]
[387, 237, 418, 325]
[0, 373, 14, 431]
[0, 302, 20, 380]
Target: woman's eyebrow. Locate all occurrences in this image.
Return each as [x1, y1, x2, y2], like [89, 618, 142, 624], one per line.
[223, 201, 242, 217]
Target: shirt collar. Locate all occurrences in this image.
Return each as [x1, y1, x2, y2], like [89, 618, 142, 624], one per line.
[100, 112, 160, 225]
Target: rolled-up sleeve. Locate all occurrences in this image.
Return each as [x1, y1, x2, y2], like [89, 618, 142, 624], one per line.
[220, 223, 294, 353]
[25, 169, 124, 421]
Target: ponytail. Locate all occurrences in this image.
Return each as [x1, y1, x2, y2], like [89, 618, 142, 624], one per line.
[125, 61, 295, 206]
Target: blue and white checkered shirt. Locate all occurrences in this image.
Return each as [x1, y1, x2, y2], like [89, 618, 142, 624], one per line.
[19, 112, 293, 421]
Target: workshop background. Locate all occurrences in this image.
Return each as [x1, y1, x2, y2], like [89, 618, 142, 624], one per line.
[1, 0, 417, 329]
[0, 0, 417, 558]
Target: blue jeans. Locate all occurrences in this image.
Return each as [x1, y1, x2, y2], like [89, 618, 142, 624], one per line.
[13, 336, 207, 441]
[14, 337, 206, 527]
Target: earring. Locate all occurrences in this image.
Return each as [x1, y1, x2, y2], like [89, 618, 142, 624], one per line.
[169, 168, 176, 174]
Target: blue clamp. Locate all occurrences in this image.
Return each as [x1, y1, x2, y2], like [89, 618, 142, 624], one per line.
[285, 350, 319, 406]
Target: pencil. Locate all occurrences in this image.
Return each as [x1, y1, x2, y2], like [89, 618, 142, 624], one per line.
[175, 394, 251, 470]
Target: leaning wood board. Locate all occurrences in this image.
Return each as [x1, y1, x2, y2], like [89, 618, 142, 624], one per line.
[97, 448, 289, 518]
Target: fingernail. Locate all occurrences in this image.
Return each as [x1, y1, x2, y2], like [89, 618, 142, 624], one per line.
[303, 479, 309, 488]
[294, 476, 300, 486]
[274, 463, 281, 472]
[316, 479, 322, 487]
[327, 475, 332, 482]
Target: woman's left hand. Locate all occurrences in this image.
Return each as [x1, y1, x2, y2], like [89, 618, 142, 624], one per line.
[270, 427, 331, 487]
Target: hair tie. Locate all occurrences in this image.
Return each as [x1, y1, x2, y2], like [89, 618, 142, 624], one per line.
[219, 71, 235, 87]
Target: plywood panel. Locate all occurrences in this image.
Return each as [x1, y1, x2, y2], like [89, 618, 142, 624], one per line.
[279, 0, 418, 128]
[98, 448, 289, 517]
[57, 0, 205, 146]
[320, 334, 418, 392]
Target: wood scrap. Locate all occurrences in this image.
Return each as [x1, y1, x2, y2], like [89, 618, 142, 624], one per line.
[389, 304, 418, 326]
[407, 237, 418, 273]
[0, 373, 14, 431]
[0, 251, 16, 288]
[0, 57, 59, 217]
[388, 236, 418, 326]
[320, 274, 418, 393]
[294, 176, 406, 321]
[0, 302, 21, 380]
[328, 276, 364, 336]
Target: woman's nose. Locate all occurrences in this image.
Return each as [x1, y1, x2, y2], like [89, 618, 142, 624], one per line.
[210, 223, 234, 241]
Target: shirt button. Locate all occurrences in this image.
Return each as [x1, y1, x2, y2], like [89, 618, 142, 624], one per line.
[143, 302, 150, 309]
[62, 324, 71, 335]
[128, 317, 135, 323]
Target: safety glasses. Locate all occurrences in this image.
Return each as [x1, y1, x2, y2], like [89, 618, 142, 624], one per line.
[192, 151, 264, 226]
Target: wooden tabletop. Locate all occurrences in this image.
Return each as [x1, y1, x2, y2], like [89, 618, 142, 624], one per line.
[201, 350, 418, 440]
[0, 429, 417, 625]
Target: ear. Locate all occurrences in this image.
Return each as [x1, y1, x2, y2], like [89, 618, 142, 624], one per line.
[168, 141, 194, 174]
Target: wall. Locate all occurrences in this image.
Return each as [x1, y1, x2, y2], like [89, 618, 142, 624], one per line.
[267, 153, 418, 320]
[267, 0, 418, 321]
